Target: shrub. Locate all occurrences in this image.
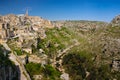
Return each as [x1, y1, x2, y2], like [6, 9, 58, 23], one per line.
[62, 53, 87, 79]
[25, 62, 42, 76]
[14, 49, 22, 55]
[43, 65, 61, 80]
[25, 63, 61, 80]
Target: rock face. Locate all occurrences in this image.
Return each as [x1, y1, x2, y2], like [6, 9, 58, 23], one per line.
[0, 66, 19, 80]
[111, 15, 120, 26]
[0, 45, 20, 80]
[94, 15, 120, 72]
[60, 73, 69, 80]
[112, 15, 120, 23]
[112, 60, 120, 72]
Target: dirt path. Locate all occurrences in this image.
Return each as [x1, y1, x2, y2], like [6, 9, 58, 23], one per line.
[57, 40, 80, 58]
[56, 40, 80, 72]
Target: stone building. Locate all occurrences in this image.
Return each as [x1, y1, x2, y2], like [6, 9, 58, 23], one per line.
[0, 11, 54, 44]
[0, 18, 17, 44]
[0, 22, 12, 43]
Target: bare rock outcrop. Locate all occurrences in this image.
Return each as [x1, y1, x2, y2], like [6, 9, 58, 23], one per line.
[111, 15, 120, 26]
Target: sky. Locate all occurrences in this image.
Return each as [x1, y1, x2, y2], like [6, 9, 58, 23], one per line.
[0, 0, 120, 22]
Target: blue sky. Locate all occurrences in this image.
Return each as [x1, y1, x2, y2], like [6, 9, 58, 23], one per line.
[0, 0, 120, 22]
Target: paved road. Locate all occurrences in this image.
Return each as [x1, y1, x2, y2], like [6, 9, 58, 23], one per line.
[2, 43, 31, 80]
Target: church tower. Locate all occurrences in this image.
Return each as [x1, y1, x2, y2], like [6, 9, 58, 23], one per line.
[25, 9, 28, 16]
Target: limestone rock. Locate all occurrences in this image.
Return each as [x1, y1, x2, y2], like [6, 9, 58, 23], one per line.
[33, 75, 42, 80]
[112, 60, 120, 72]
[111, 15, 120, 26]
[60, 73, 69, 80]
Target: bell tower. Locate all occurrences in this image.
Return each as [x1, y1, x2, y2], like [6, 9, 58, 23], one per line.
[25, 9, 28, 16]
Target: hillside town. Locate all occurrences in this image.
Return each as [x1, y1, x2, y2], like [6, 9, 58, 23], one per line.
[0, 11, 120, 80]
[0, 11, 53, 42]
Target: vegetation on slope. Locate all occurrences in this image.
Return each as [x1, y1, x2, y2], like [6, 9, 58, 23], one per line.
[6, 20, 120, 80]
[37, 27, 83, 57]
[62, 52, 120, 80]
[25, 62, 61, 80]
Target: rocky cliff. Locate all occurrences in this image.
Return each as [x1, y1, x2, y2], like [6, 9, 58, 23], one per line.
[0, 44, 20, 80]
[111, 15, 120, 26]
